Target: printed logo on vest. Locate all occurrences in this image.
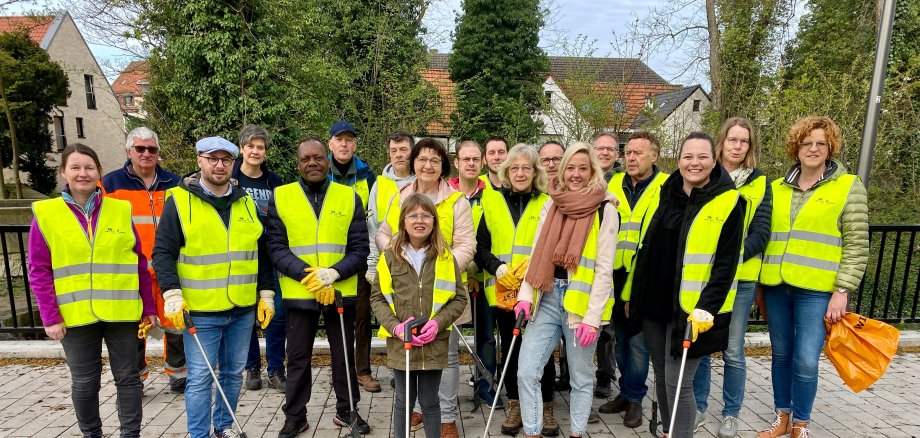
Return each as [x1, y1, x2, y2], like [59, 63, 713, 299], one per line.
[103, 227, 126, 235]
[813, 197, 836, 206]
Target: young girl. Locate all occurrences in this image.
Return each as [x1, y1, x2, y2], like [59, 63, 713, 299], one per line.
[370, 194, 469, 438]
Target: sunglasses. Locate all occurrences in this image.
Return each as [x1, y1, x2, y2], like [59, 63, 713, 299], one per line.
[133, 146, 159, 154]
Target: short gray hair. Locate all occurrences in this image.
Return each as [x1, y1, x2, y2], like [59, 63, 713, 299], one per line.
[125, 127, 158, 150]
[239, 124, 270, 148]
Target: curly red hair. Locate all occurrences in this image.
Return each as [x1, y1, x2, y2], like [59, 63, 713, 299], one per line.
[785, 116, 841, 160]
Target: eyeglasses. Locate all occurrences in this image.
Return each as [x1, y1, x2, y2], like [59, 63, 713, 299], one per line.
[725, 138, 750, 146]
[541, 157, 562, 165]
[200, 155, 233, 167]
[416, 157, 442, 168]
[509, 165, 533, 174]
[407, 213, 435, 222]
[800, 141, 829, 150]
[594, 146, 617, 153]
[133, 146, 159, 154]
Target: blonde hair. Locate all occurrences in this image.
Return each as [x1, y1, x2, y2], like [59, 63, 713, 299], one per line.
[556, 142, 606, 192]
[784, 116, 842, 160]
[389, 194, 450, 265]
[498, 144, 547, 192]
[715, 117, 758, 168]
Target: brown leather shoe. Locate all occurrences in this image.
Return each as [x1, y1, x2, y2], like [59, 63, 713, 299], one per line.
[441, 421, 459, 438]
[356, 374, 381, 393]
[598, 394, 627, 413]
[410, 411, 424, 431]
[541, 402, 559, 436]
[791, 422, 810, 438]
[624, 401, 643, 428]
[757, 411, 792, 438]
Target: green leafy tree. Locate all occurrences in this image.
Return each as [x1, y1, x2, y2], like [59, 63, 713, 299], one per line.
[0, 31, 69, 197]
[449, 0, 549, 143]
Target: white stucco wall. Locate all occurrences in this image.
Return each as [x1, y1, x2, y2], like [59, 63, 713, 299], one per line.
[657, 88, 710, 158]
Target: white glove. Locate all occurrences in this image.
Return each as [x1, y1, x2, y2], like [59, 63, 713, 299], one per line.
[314, 268, 340, 287]
[365, 269, 377, 284]
[163, 289, 185, 315]
[691, 308, 713, 322]
[259, 290, 275, 312]
[466, 260, 479, 275]
[495, 264, 509, 280]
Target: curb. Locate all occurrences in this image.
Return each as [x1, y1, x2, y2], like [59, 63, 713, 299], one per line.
[1, 331, 917, 359]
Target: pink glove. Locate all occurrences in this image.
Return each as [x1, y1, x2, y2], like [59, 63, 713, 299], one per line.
[575, 323, 598, 347]
[393, 316, 415, 341]
[414, 320, 439, 345]
[513, 301, 531, 321]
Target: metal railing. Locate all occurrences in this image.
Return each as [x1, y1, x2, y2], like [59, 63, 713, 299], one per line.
[2, 224, 919, 335]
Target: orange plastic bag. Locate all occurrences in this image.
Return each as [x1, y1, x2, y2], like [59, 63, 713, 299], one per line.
[495, 282, 517, 312]
[824, 313, 899, 393]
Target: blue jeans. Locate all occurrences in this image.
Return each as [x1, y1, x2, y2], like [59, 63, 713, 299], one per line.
[246, 286, 287, 374]
[613, 317, 649, 403]
[183, 309, 255, 438]
[763, 284, 830, 423]
[693, 280, 755, 416]
[518, 279, 597, 436]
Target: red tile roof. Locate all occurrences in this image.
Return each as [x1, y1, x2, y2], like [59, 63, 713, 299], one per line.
[421, 68, 455, 136]
[0, 16, 54, 45]
[112, 60, 149, 95]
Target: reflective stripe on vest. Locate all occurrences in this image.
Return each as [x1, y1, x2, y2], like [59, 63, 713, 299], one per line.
[275, 182, 358, 300]
[560, 211, 615, 321]
[374, 176, 399, 224]
[481, 190, 548, 306]
[678, 190, 741, 314]
[376, 251, 457, 338]
[736, 175, 767, 281]
[759, 174, 856, 292]
[168, 187, 261, 311]
[32, 197, 142, 327]
[608, 172, 669, 270]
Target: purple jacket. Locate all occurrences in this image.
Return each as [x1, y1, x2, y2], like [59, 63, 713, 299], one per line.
[28, 192, 155, 326]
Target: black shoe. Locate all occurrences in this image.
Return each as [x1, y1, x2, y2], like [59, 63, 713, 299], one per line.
[390, 376, 396, 389]
[334, 409, 371, 434]
[594, 380, 611, 398]
[278, 417, 309, 438]
[599, 394, 627, 413]
[555, 375, 570, 392]
[267, 370, 287, 393]
[245, 367, 262, 390]
[169, 377, 187, 394]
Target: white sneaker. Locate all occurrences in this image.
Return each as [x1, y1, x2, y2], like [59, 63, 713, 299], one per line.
[694, 410, 706, 432]
[718, 416, 739, 437]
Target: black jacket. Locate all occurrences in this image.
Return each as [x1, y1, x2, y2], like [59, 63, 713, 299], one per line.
[231, 159, 284, 191]
[151, 173, 274, 314]
[627, 163, 745, 358]
[266, 178, 369, 311]
[474, 187, 543, 275]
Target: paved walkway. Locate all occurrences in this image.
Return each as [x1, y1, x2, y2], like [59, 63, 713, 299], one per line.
[0, 353, 917, 437]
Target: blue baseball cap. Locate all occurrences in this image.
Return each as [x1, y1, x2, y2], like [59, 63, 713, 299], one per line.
[329, 120, 356, 138]
[195, 136, 239, 158]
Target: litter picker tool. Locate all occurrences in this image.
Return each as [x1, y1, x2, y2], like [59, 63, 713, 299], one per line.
[482, 311, 525, 438]
[335, 290, 362, 438]
[402, 316, 429, 437]
[666, 324, 694, 437]
[649, 369, 660, 436]
[183, 312, 248, 438]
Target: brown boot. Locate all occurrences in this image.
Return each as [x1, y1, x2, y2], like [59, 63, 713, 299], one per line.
[791, 422, 810, 438]
[441, 421, 459, 438]
[541, 402, 560, 436]
[757, 411, 792, 438]
[623, 401, 643, 428]
[501, 399, 523, 435]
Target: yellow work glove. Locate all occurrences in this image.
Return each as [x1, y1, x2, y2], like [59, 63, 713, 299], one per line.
[257, 290, 275, 329]
[687, 309, 714, 342]
[301, 267, 340, 293]
[162, 289, 189, 330]
[467, 277, 481, 295]
[137, 320, 153, 339]
[315, 286, 335, 306]
[512, 258, 530, 277]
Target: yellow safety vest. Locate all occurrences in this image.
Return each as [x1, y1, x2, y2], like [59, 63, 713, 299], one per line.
[608, 172, 669, 270]
[275, 182, 358, 300]
[33, 197, 142, 327]
[168, 187, 261, 311]
[561, 210, 615, 321]
[736, 175, 767, 281]
[376, 250, 457, 338]
[469, 195, 485, 282]
[384, 191, 464, 247]
[677, 190, 742, 314]
[351, 179, 370, 209]
[759, 174, 856, 292]
[480, 190, 548, 306]
[480, 174, 497, 191]
[374, 176, 400, 225]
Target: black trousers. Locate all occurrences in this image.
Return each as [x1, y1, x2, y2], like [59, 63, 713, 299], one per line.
[394, 369, 442, 438]
[284, 306, 361, 420]
[62, 321, 143, 437]
[496, 308, 555, 401]
[354, 273, 372, 376]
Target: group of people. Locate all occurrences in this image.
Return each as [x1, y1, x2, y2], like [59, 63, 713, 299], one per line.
[26, 114, 868, 438]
